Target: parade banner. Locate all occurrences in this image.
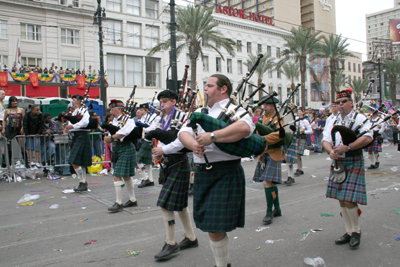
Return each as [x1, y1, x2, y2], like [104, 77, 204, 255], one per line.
[68, 86, 100, 99]
[77, 75, 86, 89]
[0, 71, 8, 87]
[7, 72, 106, 86]
[10, 72, 29, 82]
[60, 74, 77, 85]
[26, 85, 59, 98]
[0, 84, 22, 96]
[38, 74, 56, 83]
[29, 72, 39, 88]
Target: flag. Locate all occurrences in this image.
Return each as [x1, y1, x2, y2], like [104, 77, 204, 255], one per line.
[77, 75, 86, 89]
[0, 72, 8, 87]
[29, 72, 39, 88]
[16, 39, 21, 68]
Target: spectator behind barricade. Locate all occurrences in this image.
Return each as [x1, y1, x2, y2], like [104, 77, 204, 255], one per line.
[76, 68, 81, 75]
[43, 67, 48, 74]
[82, 69, 86, 77]
[41, 113, 56, 171]
[54, 112, 71, 176]
[59, 67, 64, 75]
[317, 108, 325, 118]
[23, 104, 44, 168]
[101, 113, 113, 175]
[89, 111, 102, 159]
[0, 89, 6, 167]
[253, 108, 262, 123]
[314, 115, 326, 153]
[310, 115, 319, 148]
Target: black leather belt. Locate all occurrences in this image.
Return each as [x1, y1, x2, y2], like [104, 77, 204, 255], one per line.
[114, 141, 132, 147]
[163, 154, 186, 165]
[345, 149, 363, 157]
[71, 131, 89, 137]
[195, 159, 241, 172]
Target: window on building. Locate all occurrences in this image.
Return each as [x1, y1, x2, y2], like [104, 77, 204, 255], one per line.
[276, 47, 280, 58]
[146, 0, 158, 18]
[61, 29, 79, 45]
[227, 59, 232, 73]
[353, 63, 356, 72]
[237, 40, 242, 52]
[127, 23, 140, 47]
[358, 64, 361, 73]
[21, 57, 42, 67]
[146, 57, 160, 87]
[267, 45, 271, 57]
[216, 57, 221, 72]
[354, 75, 356, 81]
[348, 75, 351, 83]
[270, 10, 274, 15]
[348, 62, 351, 71]
[277, 70, 281, 78]
[127, 0, 140, 15]
[247, 42, 252, 54]
[1, 21, 6, 38]
[270, 0, 274, 6]
[268, 70, 272, 78]
[107, 0, 121, 12]
[73, 0, 79, 7]
[107, 54, 123, 85]
[0, 55, 8, 66]
[146, 26, 159, 49]
[257, 44, 262, 54]
[21, 23, 41, 41]
[60, 0, 66, 5]
[106, 20, 122, 45]
[278, 87, 282, 103]
[61, 60, 80, 71]
[268, 86, 273, 93]
[202, 55, 209, 71]
[237, 60, 242, 74]
[127, 56, 142, 86]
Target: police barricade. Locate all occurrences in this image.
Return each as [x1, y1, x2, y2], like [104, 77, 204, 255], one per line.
[0, 136, 12, 182]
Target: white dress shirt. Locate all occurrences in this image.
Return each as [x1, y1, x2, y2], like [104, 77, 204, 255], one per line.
[68, 107, 90, 132]
[370, 116, 386, 135]
[179, 98, 255, 164]
[297, 117, 313, 135]
[140, 113, 158, 133]
[112, 114, 135, 141]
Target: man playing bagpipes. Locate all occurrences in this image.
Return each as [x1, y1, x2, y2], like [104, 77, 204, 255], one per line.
[252, 96, 285, 225]
[64, 94, 93, 192]
[364, 108, 386, 169]
[136, 103, 157, 188]
[103, 100, 138, 213]
[322, 88, 373, 248]
[179, 74, 256, 267]
[151, 90, 198, 261]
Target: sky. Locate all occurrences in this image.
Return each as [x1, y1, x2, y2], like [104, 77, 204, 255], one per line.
[335, 0, 394, 60]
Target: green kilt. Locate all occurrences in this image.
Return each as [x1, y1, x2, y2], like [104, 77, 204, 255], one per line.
[296, 137, 307, 155]
[194, 164, 245, 232]
[326, 155, 367, 205]
[113, 144, 136, 178]
[69, 134, 92, 167]
[157, 158, 190, 211]
[137, 141, 153, 165]
[253, 154, 282, 184]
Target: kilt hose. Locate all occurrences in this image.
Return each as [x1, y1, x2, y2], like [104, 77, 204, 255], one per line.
[69, 134, 92, 167]
[194, 165, 245, 233]
[296, 137, 307, 155]
[326, 155, 367, 205]
[157, 158, 190, 212]
[136, 141, 153, 165]
[364, 137, 382, 153]
[285, 136, 298, 164]
[253, 154, 282, 184]
[113, 144, 136, 178]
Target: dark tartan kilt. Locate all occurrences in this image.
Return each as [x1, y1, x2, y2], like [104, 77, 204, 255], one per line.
[326, 155, 367, 205]
[113, 144, 136, 178]
[187, 152, 195, 172]
[296, 137, 307, 155]
[136, 141, 153, 165]
[69, 135, 92, 167]
[364, 137, 382, 153]
[157, 159, 190, 211]
[194, 165, 245, 232]
[285, 136, 298, 164]
[253, 154, 282, 184]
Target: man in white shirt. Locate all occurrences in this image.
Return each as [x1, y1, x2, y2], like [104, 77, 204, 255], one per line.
[0, 89, 5, 138]
[104, 100, 138, 212]
[179, 74, 255, 267]
[364, 109, 386, 169]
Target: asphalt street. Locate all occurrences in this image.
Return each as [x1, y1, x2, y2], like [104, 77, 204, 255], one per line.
[1, 145, 399, 267]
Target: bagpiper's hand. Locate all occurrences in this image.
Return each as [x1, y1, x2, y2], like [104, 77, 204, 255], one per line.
[333, 145, 347, 155]
[192, 141, 205, 158]
[104, 136, 112, 143]
[65, 125, 74, 130]
[329, 150, 338, 160]
[196, 132, 212, 147]
[152, 147, 164, 157]
[153, 154, 162, 162]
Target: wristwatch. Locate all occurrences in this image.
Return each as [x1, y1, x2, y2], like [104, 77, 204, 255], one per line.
[347, 145, 351, 151]
[210, 132, 216, 143]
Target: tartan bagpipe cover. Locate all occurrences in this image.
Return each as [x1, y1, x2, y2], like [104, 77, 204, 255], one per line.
[187, 112, 266, 157]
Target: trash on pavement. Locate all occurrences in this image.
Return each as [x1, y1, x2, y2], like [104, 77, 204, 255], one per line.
[73, 200, 81, 203]
[84, 240, 97, 245]
[49, 204, 59, 209]
[20, 201, 34, 206]
[62, 189, 91, 194]
[53, 249, 63, 252]
[265, 239, 284, 244]
[320, 213, 334, 217]
[18, 194, 40, 204]
[304, 256, 326, 267]
[256, 246, 261, 250]
[396, 237, 400, 241]
[80, 218, 89, 222]
[310, 175, 317, 178]
[310, 228, 323, 232]
[126, 250, 143, 256]
[255, 226, 269, 232]
[391, 167, 398, 172]
[300, 231, 310, 241]
[18, 230, 35, 236]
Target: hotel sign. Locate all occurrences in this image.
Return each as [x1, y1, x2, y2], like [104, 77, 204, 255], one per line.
[215, 5, 275, 26]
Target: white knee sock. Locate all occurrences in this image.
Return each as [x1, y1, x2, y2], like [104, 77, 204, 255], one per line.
[369, 153, 375, 165]
[374, 153, 379, 163]
[162, 210, 176, 245]
[347, 206, 361, 233]
[138, 163, 148, 180]
[341, 206, 352, 235]
[210, 235, 229, 267]
[288, 164, 294, 178]
[124, 178, 137, 202]
[74, 167, 86, 183]
[189, 171, 195, 184]
[178, 207, 196, 241]
[114, 181, 124, 204]
[145, 165, 153, 182]
[297, 154, 302, 170]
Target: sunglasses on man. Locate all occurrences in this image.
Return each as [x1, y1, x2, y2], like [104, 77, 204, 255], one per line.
[337, 99, 350, 104]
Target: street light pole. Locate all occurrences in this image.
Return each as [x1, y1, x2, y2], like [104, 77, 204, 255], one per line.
[378, 57, 382, 104]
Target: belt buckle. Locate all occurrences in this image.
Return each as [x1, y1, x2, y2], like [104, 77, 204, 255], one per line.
[163, 157, 170, 163]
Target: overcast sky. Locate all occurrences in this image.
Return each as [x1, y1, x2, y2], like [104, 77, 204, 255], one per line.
[335, 0, 394, 60]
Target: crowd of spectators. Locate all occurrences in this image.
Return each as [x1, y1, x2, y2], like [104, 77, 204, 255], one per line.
[2, 64, 100, 77]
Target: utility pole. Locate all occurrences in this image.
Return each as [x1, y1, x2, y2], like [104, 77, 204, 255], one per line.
[94, 0, 107, 115]
[169, 0, 178, 92]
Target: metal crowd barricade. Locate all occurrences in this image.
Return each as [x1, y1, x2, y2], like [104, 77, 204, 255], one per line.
[0, 136, 12, 182]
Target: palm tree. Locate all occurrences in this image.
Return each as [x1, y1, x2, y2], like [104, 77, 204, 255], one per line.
[333, 69, 348, 92]
[384, 56, 400, 107]
[277, 61, 300, 103]
[279, 27, 322, 108]
[244, 53, 276, 100]
[348, 77, 368, 103]
[147, 5, 236, 89]
[318, 34, 356, 103]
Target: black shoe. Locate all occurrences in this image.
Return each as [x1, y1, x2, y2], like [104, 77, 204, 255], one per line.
[367, 164, 376, 169]
[154, 243, 179, 260]
[294, 170, 304, 177]
[375, 162, 379, 169]
[350, 232, 361, 247]
[74, 182, 88, 192]
[335, 233, 351, 245]
[272, 209, 282, 217]
[178, 237, 199, 250]
[138, 179, 154, 188]
[123, 200, 137, 208]
[108, 202, 123, 213]
[285, 177, 293, 186]
[188, 184, 194, 196]
[263, 211, 273, 225]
